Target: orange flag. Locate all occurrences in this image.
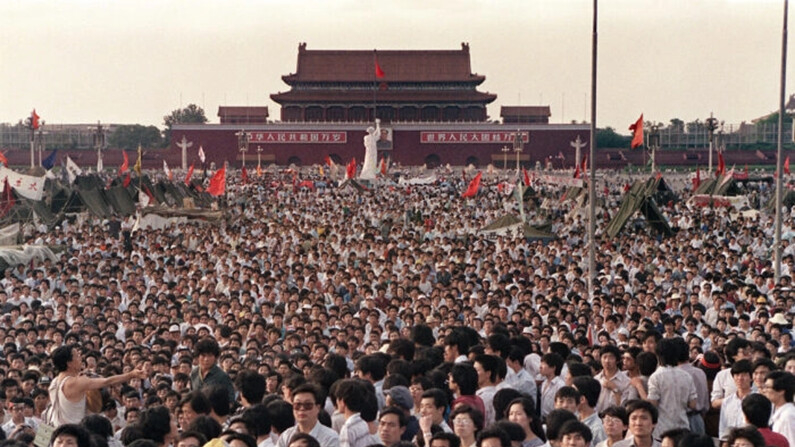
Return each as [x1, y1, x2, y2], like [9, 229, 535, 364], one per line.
[0, 152, 8, 167]
[256, 165, 263, 178]
[184, 164, 194, 185]
[207, 165, 226, 196]
[380, 158, 388, 176]
[786, 156, 791, 175]
[629, 114, 644, 149]
[31, 110, 40, 130]
[119, 151, 129, 175]
[462, 172, 482, 198]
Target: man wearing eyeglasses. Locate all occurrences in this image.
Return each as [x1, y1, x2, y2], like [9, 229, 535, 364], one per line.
[1, 398, 37, 437]
[276, 383, 338, 447]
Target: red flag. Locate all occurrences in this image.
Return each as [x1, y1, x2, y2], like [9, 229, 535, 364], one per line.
[717, 151, 726, 176]
[346, 158, 357, 179]
[122, 173, 131, 187]
[623, 183, 631, 193]
[242, 166, 248, 184]
[0, 178, 14, 218]
[184, 164, 194, 185]
[256, 165, 263, 178]
[462, 172, 482, 198]
[143, 185, 156, 205]
[522, 168, 531, 186]
[629, 114, 644, 149]
[655, 171, 663, 180]
[325, 156, 333, 167]
[786, 156, 791, 175]
[207, 165, 226, 196]
[573, 164, 581, 179]
[31, 110, 40, 130]
[0, 152, 8, 167]
[119, 151, 129, 175]
[375, 57, 385, 79]
[380, 158, 387, 176]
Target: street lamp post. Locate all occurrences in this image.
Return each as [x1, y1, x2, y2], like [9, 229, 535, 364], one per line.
[236, 130, 250, 169]
[257, 146, 263, 169]
[513, 131, 525, 172]
[36, 129, 46, 167]
[26, 118, 44, 168]
[649, 123, 660, 173]
[501, 145, 511, 170]
[92, 121, 105, 172]
[706, 114, 719, 176]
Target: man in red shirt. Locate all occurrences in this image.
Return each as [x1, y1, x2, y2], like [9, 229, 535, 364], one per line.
[741, 393, 788, 447]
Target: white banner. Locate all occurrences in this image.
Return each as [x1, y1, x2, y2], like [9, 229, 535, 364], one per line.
[538, 175, 584, 188]
[66, 156, 82, 184]
[0, 167, 45, 201]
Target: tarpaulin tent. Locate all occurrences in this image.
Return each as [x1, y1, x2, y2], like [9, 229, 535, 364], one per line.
[479, 214, 556, 242]
[693, 174, 742, 196]
[605, 177, 674, 238]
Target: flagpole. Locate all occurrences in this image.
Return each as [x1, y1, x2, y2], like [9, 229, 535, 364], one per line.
[373, 50, 378, 124]
[775, 0, 788, 282]
[587, 0, 598, 302]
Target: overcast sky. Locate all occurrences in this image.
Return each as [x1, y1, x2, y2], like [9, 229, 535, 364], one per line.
[0, 0, 791, 133]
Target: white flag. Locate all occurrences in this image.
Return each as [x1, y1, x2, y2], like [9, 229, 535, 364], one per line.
[65, 156, 82, 184]
[138, 190, 150, 208]
[0, 166, 44, 201]
[198, 146, 206, 163]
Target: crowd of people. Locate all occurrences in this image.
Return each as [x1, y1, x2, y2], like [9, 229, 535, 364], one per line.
[0, 165, 790, 447]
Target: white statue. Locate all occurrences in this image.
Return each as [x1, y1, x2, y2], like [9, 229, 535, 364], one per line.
[360, 119, 380, 180]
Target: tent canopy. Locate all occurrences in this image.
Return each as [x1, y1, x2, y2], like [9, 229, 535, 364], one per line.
[605, 177, 673, 238]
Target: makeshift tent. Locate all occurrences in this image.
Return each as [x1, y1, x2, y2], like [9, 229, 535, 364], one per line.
[479, 214, 555, 242]
[605, 177, 674, 238]
[693, 174, 742, 196]
[0, 245, 61, 273]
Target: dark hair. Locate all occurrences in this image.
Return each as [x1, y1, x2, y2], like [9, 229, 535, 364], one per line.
[599, 345, 621, 362]
[554, 386, 580, 404]
[725, 338, 750, 364]
[410, 325, 435, 347]
[741, 393, 773, 428]
[235, 370, 266, 405]
[506, 397, 545, 441]
[636, 352, 658, 377]
[765, 371, 795, 402]
[335, 379, 367, 413]
[356, 355, 386, 382]
[473, 355, 501, 383]
[566, 362, 592, 379]
[657, 338, 681, 367]
[80, 414, 113, 438]
[287, 433, 320, 447]
[186, 415, 222, 441]
[379, 406, 408, 428]
[558, 420, 593, 443]
[203, 384, 231, 417]
[177, 432, 208, 447]
[180, 391, 211, 415]
[493, 388, 523, 422]
[387, 338, 415, 362]
[725, 426, 765, 447]
[541, 353, 564, 376]
[659, 428, 690, 447]
[450, 404, 484, 432]
[51, 344, 78, 374]
[138, 406, 172, 445]
[430, 432, 460, 447]
[493, 421, 526, 443]
[677, 433, 716, 447]
[730, 359, 754, 377]
[240, 404, 271, 437]
[50, 424, 91, 447]
[450, 363, 479, 396]
[266, 400, 294, 434]
[625, 399, 658, 424]
[572, 376, 601, 408]
[476, 427, 510, 447]
[544, 409, 577, 441]
[194, 337, 221, 358]
[599, 405, 628, 425]
[420, 388, 448, 410]
[126, 440, 159, 447]
[220, 432, 256, 447]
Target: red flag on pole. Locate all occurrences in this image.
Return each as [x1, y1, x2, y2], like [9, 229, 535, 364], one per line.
[31, 110, 40, 130]
[119, 151, 129, 175]
[717, 151, 726, 176]
[462, 172, 482, 198]
[123, 173, 131, 187]
[786, 156, 791, 175]
[207, 165, 226, 196]
[375, 56, 385, 79]
[380, 158, 387, 176]
[629, 114, 644, 149]
[573, 164, 581, 179]
[184, 164, 194, 185]
[0, 152, 9, 167]
[522, 168, 531, 186]
[0, 178, 15, 218]
[346, 158, 357, 179]
[241, 166, 248, 184]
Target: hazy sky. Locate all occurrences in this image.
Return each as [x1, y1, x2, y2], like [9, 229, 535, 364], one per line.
[1, 0, 791, 132]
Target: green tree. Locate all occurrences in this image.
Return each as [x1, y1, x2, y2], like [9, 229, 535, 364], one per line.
[596, 127, 630, 148]
[109, 125, 162, 151]
[163, 104, 208, 143]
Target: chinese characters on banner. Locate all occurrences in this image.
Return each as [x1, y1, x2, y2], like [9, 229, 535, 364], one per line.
[248, 132, 347, 144]
[420, 132, 530, 144]
[0, 166, 44, 200]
